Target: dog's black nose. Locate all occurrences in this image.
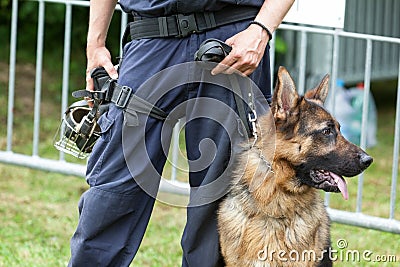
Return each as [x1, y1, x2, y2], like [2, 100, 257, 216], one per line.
[359, 153, 373, 169]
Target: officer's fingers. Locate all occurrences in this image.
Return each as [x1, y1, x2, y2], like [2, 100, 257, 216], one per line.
[211, 55, 237, 75]
[85, 97, 94, 108]
[224, 36, 235, 46]
[238, 66, 256, 76]
[211, 63, 227, 75]
[223, 62, 249, 76]
[103, 62, 118, 80]
[85, 75, 95, 108]
[226, 49, 261, 75]
[86, 71, 95, 91]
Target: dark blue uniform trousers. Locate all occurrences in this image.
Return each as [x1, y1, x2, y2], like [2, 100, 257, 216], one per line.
[69, 20, 271, 267]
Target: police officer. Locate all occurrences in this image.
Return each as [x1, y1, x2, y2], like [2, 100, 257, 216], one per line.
[69, 0, 294, 266]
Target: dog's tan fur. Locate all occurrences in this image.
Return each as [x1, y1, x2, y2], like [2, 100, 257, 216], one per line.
[218, 67, 372, 267]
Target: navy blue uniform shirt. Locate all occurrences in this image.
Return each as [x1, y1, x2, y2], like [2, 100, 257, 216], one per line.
[119, 0, 264, 16]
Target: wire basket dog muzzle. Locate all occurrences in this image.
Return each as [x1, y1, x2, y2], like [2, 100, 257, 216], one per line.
[54, 103, 101, 159]
[53, 66, 112, 159]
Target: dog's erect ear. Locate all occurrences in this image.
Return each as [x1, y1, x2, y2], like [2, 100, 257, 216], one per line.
[305, 74, 330, 104]
[272, 66, 299, 120]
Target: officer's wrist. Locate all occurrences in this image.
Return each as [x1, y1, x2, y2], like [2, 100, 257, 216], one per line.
[249, 21, 273, 41]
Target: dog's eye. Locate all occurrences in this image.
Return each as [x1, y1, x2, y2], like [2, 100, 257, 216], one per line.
[322, 128, 332, 136]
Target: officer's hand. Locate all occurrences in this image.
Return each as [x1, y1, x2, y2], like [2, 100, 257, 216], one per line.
[211, 24, 270, 76]
[85, 45, 118, 92]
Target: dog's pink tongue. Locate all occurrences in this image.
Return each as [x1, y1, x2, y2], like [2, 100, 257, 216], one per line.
[330, 172, 348, 200]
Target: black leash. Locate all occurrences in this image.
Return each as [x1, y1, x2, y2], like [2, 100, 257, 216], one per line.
[194, 38, 257, 138]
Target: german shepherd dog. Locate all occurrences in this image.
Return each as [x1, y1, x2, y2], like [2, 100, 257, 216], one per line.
[218, 67, 373, 267]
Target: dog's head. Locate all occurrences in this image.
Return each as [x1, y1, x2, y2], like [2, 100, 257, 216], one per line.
[269, 66, 373, 199]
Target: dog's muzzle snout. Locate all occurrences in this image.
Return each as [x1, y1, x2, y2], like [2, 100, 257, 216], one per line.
[359, 153, 373, 169]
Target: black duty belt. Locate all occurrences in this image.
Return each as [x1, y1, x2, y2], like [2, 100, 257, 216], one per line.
[124, 5, 259, 42]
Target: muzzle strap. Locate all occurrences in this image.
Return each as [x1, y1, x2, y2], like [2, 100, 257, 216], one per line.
[72, 75, 172, 123]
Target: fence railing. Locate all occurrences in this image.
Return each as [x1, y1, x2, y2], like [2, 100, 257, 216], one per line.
[2, 0, 400, 234]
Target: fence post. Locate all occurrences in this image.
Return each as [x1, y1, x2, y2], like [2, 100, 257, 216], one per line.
[33, 0, 46, 157]
[390, 55, 400, 219]
[59, 2, 73, 161]
[7, 0, 19, 152]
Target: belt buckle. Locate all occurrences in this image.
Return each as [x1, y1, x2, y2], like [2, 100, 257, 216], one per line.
[176, 14, 199, 38]
[115, 86, 132, 108]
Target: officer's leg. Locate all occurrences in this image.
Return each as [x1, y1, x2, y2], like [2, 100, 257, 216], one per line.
[69, 104, 172, 267]
[180, 79, 245, 267]
[180, 44, 271, 266]
[69, 36, 189, 266]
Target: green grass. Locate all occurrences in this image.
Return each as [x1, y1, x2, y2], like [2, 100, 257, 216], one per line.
[0, 164, 187, 267]
[0, 165, 85, 267]
[1, 63, 400, 266]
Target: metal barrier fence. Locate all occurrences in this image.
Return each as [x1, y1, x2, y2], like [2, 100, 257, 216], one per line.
[2, 0, 400, 234]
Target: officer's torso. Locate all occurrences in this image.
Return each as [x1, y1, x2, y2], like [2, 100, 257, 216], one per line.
[119, 0, 263, 16]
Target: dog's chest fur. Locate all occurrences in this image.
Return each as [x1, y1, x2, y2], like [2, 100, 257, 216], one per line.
[218, 154, 330, 267]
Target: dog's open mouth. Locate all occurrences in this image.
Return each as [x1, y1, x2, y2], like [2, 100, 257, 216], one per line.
[310, 170, 349, 200]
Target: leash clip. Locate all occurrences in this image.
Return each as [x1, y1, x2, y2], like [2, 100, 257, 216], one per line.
[248, 109, 258, 145]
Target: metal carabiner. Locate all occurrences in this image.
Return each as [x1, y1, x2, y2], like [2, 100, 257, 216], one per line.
[248, 109, 258, 146]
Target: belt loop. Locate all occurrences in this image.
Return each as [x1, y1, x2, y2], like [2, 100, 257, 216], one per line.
[158, 17, 168, 37]
[203, 12, 216, 28]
